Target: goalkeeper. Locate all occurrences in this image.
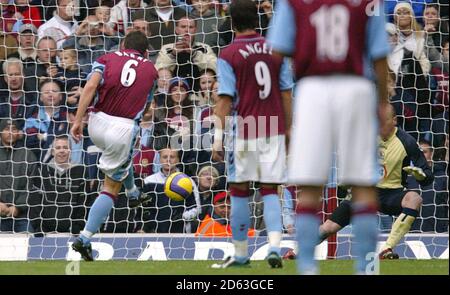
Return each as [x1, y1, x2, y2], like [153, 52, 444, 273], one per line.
[319, 104, 434, 259]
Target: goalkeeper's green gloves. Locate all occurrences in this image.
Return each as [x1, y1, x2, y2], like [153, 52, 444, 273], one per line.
[403, 166, 426, 181]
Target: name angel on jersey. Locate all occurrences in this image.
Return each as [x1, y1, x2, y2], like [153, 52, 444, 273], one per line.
[239, 42, 273, 59]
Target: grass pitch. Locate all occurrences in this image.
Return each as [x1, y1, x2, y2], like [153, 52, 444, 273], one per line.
[0, 259, 447, 275]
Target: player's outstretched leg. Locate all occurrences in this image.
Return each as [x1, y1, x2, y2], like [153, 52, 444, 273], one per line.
[123, 166, 150, 208]
[351, 187, 379, 275]
[211, 185, 251, 268]
[261, 186, 283, 268]
[295, 187, 322, 275]
[73, 177, 121, 261]
[379, 192, 422, 259]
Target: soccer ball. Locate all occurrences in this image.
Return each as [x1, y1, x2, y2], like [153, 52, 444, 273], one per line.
[164, 172, 193, 201]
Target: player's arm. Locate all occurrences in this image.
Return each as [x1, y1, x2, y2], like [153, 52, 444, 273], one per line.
[281, 90, 292, 146]
[212, 95, 232, 162]
[279, 57, 294, 149]
[213, 58, 236, 162]
[366, 1, 392, 130]
[70, 72, 102, 143]
[373, 58, 389, 104]
[267, 0, 296, 59]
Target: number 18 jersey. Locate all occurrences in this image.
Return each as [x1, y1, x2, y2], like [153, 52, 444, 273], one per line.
[267, 0, 390, 80]
[218, 33, 293, 139]
[90, 49, 158, 120]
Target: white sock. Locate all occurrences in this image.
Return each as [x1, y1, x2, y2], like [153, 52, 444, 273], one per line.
[80, 229, 94, 239]
[268, 231, 282, 249]
[233, 240, 248, 258]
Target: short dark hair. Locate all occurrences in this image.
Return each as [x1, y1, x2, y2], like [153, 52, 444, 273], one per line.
[230, 0, 258, 32]
[39, 78, 62, 92]
[424, 3, 440, 12]
[54, 134, 69, 142]
[124, 30, 149, 55]
[176, 15, 197, 27]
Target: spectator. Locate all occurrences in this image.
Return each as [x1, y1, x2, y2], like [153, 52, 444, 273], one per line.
[195, 164, 221, 221]
[195, 191, 256, 237]
[191, 68, 216, 107]
[11, 0, 43, 32]
[24, 79, 69, 161]
[0, 0, 15, 33]
[63, 15, 119, 73]
[156, 15, 217, 91]
[54, 47, 87, 109]
[95, 4, 112, 23]
[141, 147, 201, 233]
[133, 146, 156, 182]
[29, 135, 89, 234]
[0, 119, 38, 233]
[129, 18, 158, 62]
[190, 0, 225, 54]
[7, 23, 38, 70]
[153, 68, 173, 107]
[132, 0, 189, 52]
[385, 0, 434, 23]
[218, 0, 273, 46]
[109, 0, 148, 34]
[38, 0, 79, 48]
[389, 2, 432, 140]
[389, 3, 431, 78]
[94, 4, 118, 36]
[423, 3, 449, 72]
[0, 58, 37, 129]
[428, 38, 448, 151]
[42, 0, 91, 23]
[165, 77, 195, 137]
[24, 36, 58, 92]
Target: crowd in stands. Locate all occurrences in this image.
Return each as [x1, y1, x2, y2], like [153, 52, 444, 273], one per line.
[0, 0, 448, 236]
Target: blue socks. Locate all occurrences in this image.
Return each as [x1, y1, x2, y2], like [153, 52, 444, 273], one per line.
[295, 209, 320, 274]
[230, 195, 250, 262]
[79, 192, 115, 245]
[262, 193, 282, 255]
[352, 204, 379, 274]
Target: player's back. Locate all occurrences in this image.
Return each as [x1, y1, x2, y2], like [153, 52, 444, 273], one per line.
[289, 0, 378, 79]
[92, 49, 158, 120]
[219, 33, 287, 138]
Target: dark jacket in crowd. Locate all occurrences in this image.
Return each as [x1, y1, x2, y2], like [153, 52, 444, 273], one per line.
[0, 140, 39, 218]
[29, 160, 88, 234]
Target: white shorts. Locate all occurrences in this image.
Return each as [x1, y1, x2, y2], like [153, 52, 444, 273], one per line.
[288, 76, 380, 186]
[88, 111, 140, 182]
[226, 135, 287, 184]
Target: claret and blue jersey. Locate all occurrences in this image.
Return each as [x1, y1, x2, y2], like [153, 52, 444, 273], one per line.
[267, 0, 391, 80]
[88, 49, 158, 121]
[217, 33, 293, 139]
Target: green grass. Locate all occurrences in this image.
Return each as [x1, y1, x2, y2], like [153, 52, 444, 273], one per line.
[0, 260, 447, 275]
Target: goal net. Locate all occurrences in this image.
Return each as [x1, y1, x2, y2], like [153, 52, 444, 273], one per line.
[0, 0, 448, 261]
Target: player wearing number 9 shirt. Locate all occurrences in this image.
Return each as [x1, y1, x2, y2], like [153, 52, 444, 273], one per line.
[211, 0, 293, 269]
[267, 0, 391, 274]
[70, 31, 158, 261]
